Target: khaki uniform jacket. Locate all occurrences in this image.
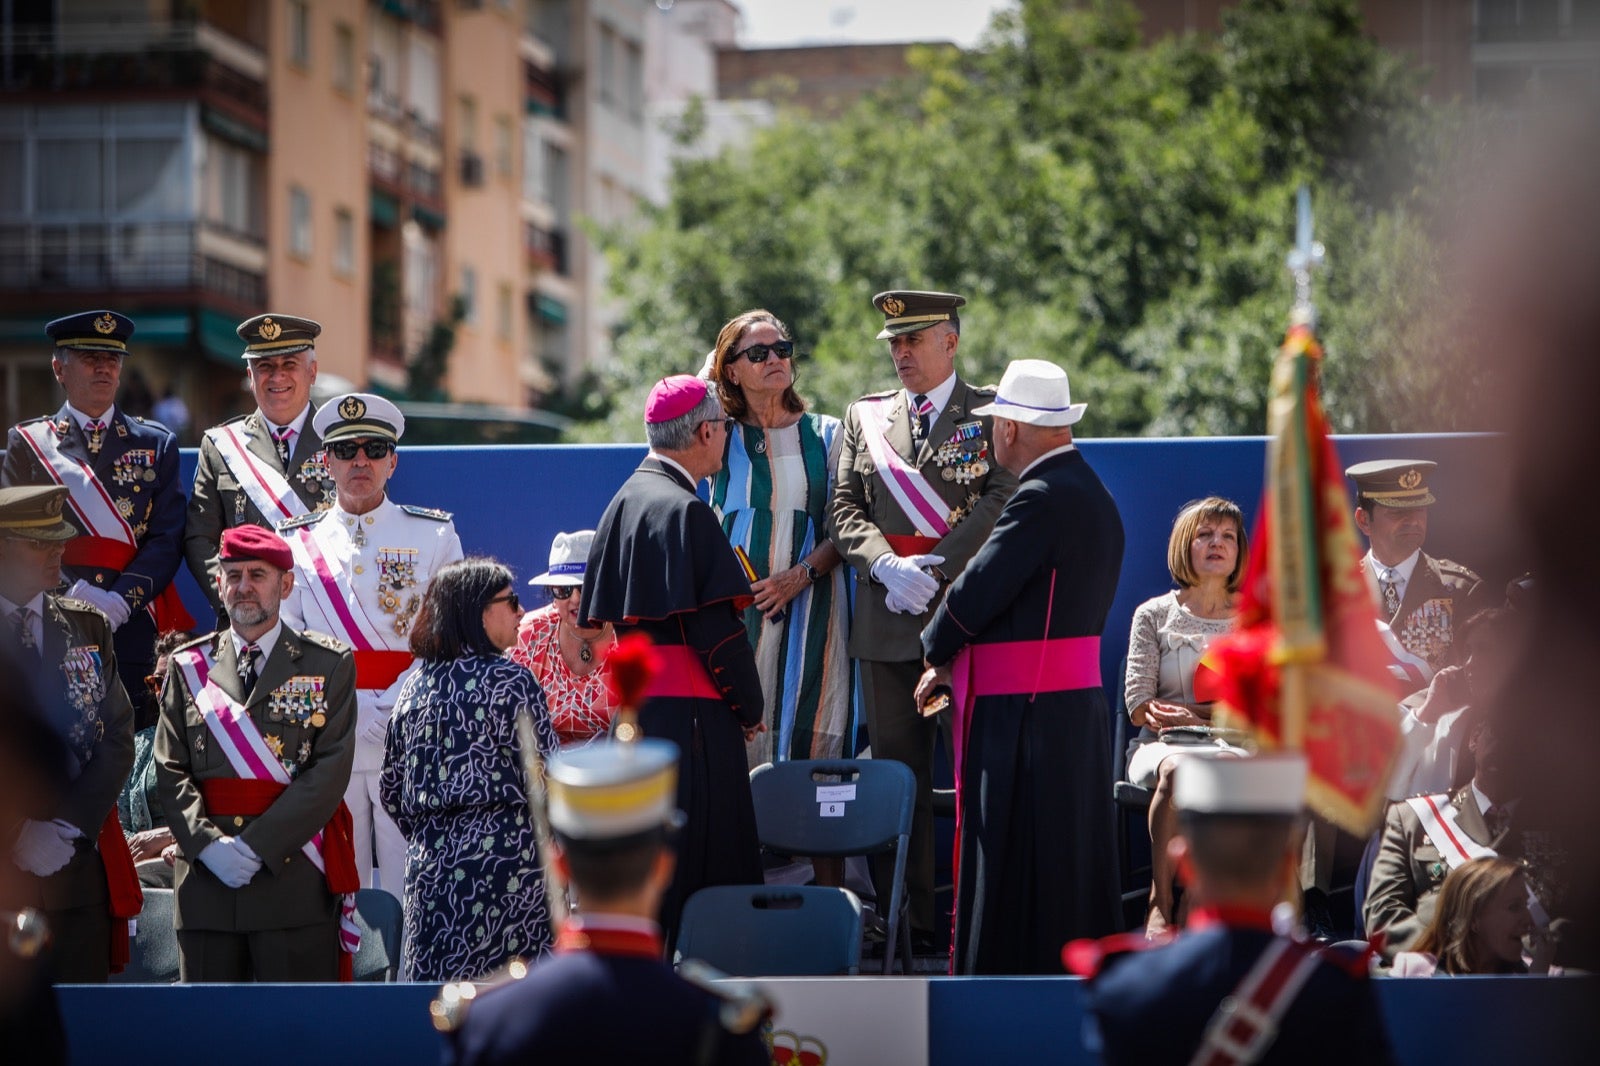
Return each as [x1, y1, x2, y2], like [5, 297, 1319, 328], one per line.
[1371, 551, 1480, 673]
[20, 596, 134, 915]
[1364, 785, 1521, 960]
[154, 627, 355, 932]
[830, 378, 1018, 662]
[184, 408, 332, 621]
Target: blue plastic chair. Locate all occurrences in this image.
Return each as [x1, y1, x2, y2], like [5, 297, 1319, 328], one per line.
[351, 887, 404, 982]
[748, 758, 915, 974]
[675, 884, 863, 976]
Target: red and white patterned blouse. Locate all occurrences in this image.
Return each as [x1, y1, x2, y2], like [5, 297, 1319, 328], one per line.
[508, 605, 615, 745]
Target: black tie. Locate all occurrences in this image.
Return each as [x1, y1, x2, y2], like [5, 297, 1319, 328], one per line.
[239, 643, 260, 694]
[1485, 804, 1510, 841]
[912, 394, 933, 443]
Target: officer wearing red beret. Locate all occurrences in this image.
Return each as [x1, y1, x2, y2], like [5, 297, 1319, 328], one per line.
[153, 524, 359, 981]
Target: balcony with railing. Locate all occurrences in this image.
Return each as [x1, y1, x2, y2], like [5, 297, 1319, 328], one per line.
[0, 20, 268, 127]
[524, 222, 568, 276]
[0, 221, 265, 310]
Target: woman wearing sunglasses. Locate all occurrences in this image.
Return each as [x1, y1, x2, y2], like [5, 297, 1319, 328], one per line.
[379, 558, 561, 982]
[707, 311, 853, 781]
[509, 530, 616, 746]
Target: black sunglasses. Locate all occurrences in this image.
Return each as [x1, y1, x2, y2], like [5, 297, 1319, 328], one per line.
[327, 439, 395, 461]
[488, 590, 521, 612]
[733, 340, 794, 364]
[547, 585, 577, 600]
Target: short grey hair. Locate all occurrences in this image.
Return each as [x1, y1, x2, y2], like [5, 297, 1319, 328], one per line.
[646, 390, 723, 452]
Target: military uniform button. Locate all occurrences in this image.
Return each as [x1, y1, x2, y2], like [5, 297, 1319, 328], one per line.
[355, 565, 364, 575]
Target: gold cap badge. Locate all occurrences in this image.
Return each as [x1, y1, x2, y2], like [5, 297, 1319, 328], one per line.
[882, 296, 905, 316]
[338, 395, 367, 420]
[94, 313, 117, 335]
[1399, 468, 1422, 490]
[258, 317, 282, 341]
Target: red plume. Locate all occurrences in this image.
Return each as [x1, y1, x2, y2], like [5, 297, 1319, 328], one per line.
[605, 633, 659, 710]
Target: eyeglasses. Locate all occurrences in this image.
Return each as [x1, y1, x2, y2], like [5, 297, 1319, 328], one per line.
[327, 439, 395, 461]
[144, 674, 163, 696]
[488, 591, 521, 612]
[698, 417, 736, 433]
[548, 585, 577, 600]
[732, 340, 794, 364]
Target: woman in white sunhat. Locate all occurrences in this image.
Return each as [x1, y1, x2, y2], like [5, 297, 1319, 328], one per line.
[509, 530, 617, 747]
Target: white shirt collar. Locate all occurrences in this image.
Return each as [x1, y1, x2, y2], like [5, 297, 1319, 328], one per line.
[65, 402, 116, 432]
[232, 618, 283, 662]
[0, 591, 46, 647]
[1019, 442, 1078, 480]
[1470, 780, 1516, 820]
[264, 404, 311, 438]
[647, 452, 699, 488]
[1368, 548, 1421, 586]
[906, 372, 958, 419]
[332, 494, 393, 523]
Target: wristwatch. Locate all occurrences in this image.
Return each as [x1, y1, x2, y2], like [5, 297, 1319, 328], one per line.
[799, 561, 820, 584]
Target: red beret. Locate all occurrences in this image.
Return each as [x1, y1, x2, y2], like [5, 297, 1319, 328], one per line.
[644, 375, 708, 424]
[219, 525, 294, 571]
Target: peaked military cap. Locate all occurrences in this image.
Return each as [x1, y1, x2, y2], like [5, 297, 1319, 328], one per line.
[1345, 459, 1437, 509]
[237, 313, 322, 358]
[312, 392, 405, 444]
[46, 310, 134, 354]
[872, 290, 965, 340]
[0, 485, 78, 542]
[545, 739, 682, 850]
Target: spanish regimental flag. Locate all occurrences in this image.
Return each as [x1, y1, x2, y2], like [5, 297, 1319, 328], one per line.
[1198, 318, 1400, 835]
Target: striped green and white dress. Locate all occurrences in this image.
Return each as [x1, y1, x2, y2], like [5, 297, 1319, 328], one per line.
[711, 413, 854, 768]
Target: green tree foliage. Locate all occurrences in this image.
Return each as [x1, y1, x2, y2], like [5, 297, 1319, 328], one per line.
[584, 0, 1480, 441]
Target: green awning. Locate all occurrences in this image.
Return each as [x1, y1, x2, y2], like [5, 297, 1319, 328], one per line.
[534, 294, 567, 324]
[199, 308, 245, 365]
[411, 204, 446, 231]
[370, 190, 399, 229]
[0, 312, 191, 347]
[202, 107, 269, 153]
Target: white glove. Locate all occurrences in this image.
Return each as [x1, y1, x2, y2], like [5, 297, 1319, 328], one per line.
[883, 587, 915, 615]
[197, 837, 262, 889]
[12, 819, 77, 877]
[68, 580, 132, 629]
[50, 818, 84, 841]
[872, 553, 944, 615]
[360, 710, 391, 747]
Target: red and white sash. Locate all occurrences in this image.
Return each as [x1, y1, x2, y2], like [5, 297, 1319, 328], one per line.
[284, 524, 387, 655]
[1404, 792, 1549, 927]
[857, 396, 952, 539]
[173, 646, 360, 957]
[1188, 937, 1323, 1066]
[206, 423, 310, 526]
[16, 421, 136, 544]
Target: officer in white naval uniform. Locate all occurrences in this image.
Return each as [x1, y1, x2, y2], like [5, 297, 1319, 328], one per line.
[278, 393, 462, 897]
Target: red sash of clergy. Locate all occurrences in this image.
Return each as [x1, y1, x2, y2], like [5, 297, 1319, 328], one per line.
[96, 809, 143, 973]
[643, 643, 722, 701]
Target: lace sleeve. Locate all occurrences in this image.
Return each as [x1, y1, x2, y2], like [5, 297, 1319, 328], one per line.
[1124, 595, 1166, 716]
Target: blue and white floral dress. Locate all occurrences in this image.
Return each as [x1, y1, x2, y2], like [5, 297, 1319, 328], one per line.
[380, 654, 559, 982]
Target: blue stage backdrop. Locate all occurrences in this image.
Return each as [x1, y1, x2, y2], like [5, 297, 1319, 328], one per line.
[173, 432, 1505, 705]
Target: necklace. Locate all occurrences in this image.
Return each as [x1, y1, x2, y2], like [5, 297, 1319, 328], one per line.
[563, 622, 609, 665]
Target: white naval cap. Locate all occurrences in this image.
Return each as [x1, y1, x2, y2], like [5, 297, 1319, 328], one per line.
[312, 392, 405, 444]
[1174, 753, 1307, 817]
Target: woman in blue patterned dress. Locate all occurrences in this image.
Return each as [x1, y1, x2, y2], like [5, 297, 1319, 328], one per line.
[708, 309, 854, 775]
[380, 558, 560, 982]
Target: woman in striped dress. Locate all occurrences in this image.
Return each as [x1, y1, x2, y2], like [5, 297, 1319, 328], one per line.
[707, 310, 854, 776]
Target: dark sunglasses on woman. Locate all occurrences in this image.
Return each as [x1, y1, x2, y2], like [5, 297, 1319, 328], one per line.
[327, 439, 395, 461]
[547, 586, 577, 600]
[733, 340, 794, 364]
[488, 590, 521, 613]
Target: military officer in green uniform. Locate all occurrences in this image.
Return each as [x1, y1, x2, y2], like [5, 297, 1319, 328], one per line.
[1348, 459, 1480, 676]
[155, 525, 358, 982]
[0, 485, 135, 983]
[829, 290, 1017, 948]
[185, 314, 334, 625]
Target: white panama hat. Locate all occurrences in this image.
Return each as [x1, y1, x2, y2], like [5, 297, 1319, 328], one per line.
[528, 529, 594, 587]
[970, 358, 1086, 427]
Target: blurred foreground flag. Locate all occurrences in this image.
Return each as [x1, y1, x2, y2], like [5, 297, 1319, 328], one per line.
[1201, 313, 1400, 836]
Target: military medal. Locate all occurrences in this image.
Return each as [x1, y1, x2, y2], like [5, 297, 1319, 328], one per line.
[378, 548, 422, 635]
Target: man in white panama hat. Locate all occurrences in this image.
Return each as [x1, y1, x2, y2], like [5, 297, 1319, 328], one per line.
[916, 358, 1124, 974]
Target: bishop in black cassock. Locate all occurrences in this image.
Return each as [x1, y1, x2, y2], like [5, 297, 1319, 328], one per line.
[580, 376, 764, 950]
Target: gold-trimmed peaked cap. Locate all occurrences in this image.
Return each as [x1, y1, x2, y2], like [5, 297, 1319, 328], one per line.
[872, 290, 965, 340]
[545, 738, 682, 849]
[45, 310, 134, 354]
[1345, 459, 1437, 509]
[312, 392, 405, 445]
[237, 313, 322, 359]
[0, 485, 78, 542]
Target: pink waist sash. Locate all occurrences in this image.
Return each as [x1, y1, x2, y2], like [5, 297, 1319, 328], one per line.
[644, 644, 721, 701]
[953, 635, 1102, 699]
